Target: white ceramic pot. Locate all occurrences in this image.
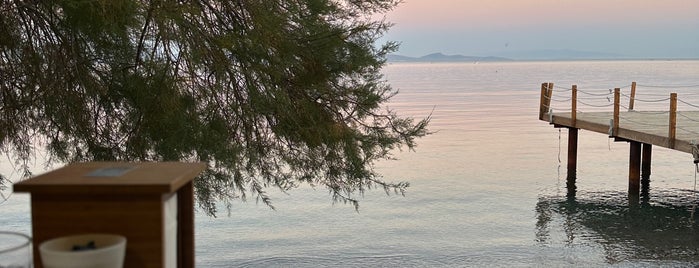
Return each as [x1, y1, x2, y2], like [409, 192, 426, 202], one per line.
[39, 234, 126, 268]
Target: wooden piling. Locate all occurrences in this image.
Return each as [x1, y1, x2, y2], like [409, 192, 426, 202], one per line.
[641, 143, 652, 181]
[567, 128, 578, 181]
[641, 143, 652, 203]
[629, 141, 641, 197]
[669, 93, 677, 148]
[566, 128, 579, 197]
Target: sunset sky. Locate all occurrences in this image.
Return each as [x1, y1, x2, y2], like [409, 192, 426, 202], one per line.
[381, 0, 699, 58]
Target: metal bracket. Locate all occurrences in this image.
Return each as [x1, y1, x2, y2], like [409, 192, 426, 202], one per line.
[608, 119, 614, 137]
[549, 109, 553, 123]
[691, 140, 699, 172]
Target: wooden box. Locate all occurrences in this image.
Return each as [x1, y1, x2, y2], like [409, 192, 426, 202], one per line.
[14, 162, 206, 268]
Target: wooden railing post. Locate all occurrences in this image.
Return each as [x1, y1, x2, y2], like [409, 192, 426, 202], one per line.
[539, 82, 554, 121]
[547, 82, 553, 116]
[613, 88, 620, 136]
[628, 82, 636, 111]
[548, 83, 554, 98]
[669, 92, 677, 148]
[571, 85, 577, 126]
[539, 83, 548, 120]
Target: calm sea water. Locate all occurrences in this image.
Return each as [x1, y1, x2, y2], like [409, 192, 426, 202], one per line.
[3, 60, 699, 267]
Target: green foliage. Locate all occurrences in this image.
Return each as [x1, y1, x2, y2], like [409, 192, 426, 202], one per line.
[0, 0, 429, 214]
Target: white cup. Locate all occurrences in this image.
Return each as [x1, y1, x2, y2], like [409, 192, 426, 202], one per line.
[39, 234, 126, 268]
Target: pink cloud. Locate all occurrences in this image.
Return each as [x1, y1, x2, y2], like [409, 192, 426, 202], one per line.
[388, 0, 699, 30]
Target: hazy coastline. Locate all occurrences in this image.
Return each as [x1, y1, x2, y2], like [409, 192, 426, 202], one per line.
[388, 51, 699, 63]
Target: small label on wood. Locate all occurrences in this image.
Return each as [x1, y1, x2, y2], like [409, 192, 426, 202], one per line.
[85, 166, 136, 177]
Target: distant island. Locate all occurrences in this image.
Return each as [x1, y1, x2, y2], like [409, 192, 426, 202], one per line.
[495, 49, 626, 60]
[388, 50, 637, 62]
[387, 53, 510, 62]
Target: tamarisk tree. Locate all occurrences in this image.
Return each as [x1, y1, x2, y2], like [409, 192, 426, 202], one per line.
[0, 0, 429, 214]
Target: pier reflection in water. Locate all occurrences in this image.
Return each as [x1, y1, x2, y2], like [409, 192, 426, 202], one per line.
[536, 189, 699, 263]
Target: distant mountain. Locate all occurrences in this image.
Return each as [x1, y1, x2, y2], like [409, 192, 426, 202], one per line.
[493, 49, 626, 60]
[387, 54, 418, 62]
[387, 50, 630, 62]
[387, 53, 511, 62]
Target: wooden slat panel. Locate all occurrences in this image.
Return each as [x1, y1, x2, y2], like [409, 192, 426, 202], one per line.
[31, 194, 165, 268]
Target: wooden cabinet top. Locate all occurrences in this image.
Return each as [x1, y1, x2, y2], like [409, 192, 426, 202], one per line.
[14, 162, 206, 195]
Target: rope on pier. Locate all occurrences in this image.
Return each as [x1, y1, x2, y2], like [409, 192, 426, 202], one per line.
[576, 95, 611, 101]
[546, 81, 699, 123]
[553, 85, 573, 92]
[620, 92, 671, 103]
[637, 83, 699, 88]
[677, 112, 699, 124]
[549, 96, 572, 102]
[543, 92, 570, 103]
[678, 99, 699, 109]
[577, 88, 612, 96]
[677, 126, 699, 136]
[577, 99, 613, 108]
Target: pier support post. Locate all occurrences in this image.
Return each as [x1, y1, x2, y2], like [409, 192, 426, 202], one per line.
[566, 128, 578, 182]
[641, 143, 652, 182]
[641, 143, 652, 204]
[629, 141, 642, 204]
[566, 128, 579, 197]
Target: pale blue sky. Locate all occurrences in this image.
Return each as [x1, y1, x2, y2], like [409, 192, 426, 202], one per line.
[381, 0, 699, 58]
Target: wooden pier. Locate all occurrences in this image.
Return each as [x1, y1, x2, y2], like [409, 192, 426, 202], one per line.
[539, 82, 699, 200]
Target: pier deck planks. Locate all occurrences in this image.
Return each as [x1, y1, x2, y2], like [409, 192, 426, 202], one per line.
[544, 110, 699, 154]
